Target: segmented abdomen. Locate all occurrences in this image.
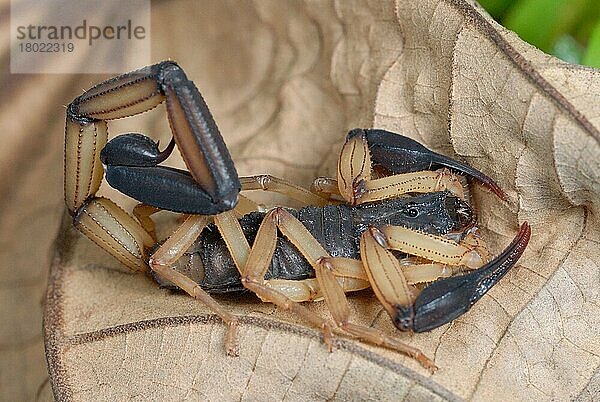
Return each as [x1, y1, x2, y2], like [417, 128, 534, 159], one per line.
[167, 205, 359, 294]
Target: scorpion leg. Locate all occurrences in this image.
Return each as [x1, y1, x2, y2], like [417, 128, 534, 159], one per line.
[240, 175, 329, 207]
[347, 128, 507, 200]
[314, 257, 438, 372]
[361, 223, 530, 332]
[132, 203, 161, 241]
[233, 195, 262, 217]
[212, 208, 434, 369]
[259, 258, 370, 303]
[310, 177, 342, 201]
[336, 132, 466, 204]
[215, 209, 337, 347]
[325, 252, 454, 287]
[148, 214, 241, 356]
[233, 175, 332, 217]
[318, 257, 451, 290]
[246, 208, 436, 371]
[228, 174, 333, 217]
[319, 256, 445, 291]
[400, 263, 452, 284]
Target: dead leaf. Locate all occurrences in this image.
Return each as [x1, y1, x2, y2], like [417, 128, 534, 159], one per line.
[44, 0, 600, 400]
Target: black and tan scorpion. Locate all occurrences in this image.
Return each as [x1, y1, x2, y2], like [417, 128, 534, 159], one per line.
[64, 61, 530, 372]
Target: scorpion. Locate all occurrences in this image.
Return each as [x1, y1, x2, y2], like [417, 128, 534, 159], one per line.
[64, 61, 530, 372]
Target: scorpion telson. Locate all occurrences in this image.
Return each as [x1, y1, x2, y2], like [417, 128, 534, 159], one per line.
[64, 61, 531, 372]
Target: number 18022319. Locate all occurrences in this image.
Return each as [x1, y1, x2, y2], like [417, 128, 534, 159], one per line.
[18, 42, 74, 52]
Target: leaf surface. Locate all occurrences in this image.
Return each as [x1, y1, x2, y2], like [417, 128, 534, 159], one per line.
[45, 1, 600, 400]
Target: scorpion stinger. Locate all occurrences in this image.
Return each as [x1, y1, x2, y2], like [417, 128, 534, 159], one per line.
[347, 128, 508, 201]
[67, 61, 241, 216]
[100, 133, 236, 215]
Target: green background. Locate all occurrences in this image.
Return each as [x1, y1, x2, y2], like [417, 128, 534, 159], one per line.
[479, 0, 600, 67]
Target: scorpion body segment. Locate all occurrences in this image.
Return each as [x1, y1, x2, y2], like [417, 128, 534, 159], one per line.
[64, 61, 531, 372]
[159, 191, 474, 294]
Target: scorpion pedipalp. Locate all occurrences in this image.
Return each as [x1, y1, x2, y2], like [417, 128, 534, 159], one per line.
[347, 128, 508, 200]
[100, 134, 237, 214]
[392, 222, 531, 332]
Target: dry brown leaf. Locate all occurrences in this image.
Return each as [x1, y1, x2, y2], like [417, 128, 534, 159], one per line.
[44, 0, 600, 400]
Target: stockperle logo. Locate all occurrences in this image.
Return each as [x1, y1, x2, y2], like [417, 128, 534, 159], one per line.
[11, 0, 151, 74]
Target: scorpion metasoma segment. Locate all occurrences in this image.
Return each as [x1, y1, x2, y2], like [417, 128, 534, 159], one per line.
[64, 61, 531, 372]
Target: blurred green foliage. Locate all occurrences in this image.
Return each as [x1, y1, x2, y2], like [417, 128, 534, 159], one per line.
[478, 0, 600, 67]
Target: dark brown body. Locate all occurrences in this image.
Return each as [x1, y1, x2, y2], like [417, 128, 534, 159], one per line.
[155, 191, 472, 294]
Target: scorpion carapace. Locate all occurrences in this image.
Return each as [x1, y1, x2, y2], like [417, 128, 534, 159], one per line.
[64, 61, 531, 372]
